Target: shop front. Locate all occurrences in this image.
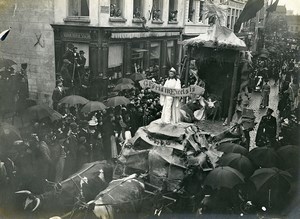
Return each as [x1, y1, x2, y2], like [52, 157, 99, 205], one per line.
[51, 24, 182, 97]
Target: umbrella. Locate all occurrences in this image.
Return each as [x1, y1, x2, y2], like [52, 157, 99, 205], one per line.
[23, 105, 63, 122]
[117, 78, 134, 84]
[113, 83, 135, 92]
[59, 95, 89, 106]
[0, 58, 17, 68]
[0, 123, 21, 145]
[216, 142, 248, 155]
[250, 167, 292, 191]
[130, 73, 146, 81]
[105, 96, 130, 107]
[248, 147, 281, 168]
[204, 166, 244, 189]
[277, 145, 300, 169]
[81, 101, 107, 114]
[217, 153, 255, 177]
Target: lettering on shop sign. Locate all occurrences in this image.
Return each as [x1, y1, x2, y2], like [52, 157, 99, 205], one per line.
[63, 31, 91, 40]
[139, 79, 205, 97]
[101, 6, 110, 13]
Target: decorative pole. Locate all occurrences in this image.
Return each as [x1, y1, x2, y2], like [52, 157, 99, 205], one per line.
[227, 51, 240, 125]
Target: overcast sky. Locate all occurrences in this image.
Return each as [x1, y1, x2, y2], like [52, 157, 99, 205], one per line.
[278, 0, 300, 15]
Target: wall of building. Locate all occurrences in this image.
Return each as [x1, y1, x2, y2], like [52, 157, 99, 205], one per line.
[0, 0, 55, 104]
[54, 0, 185, 28]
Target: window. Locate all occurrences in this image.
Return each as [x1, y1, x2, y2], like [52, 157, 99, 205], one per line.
[152, 0, 163, 21]
[110, 0, 123, 17]
[199, 0, 205, 22]
[131, 42, 147, 73]
[68, 0, 89, 16]
[150, 42, 161, 76]
[108, 44, 124, 79]
[133, 0, 143, 18]
[169, 0, 178, 22]
[188, 0, 195, 22]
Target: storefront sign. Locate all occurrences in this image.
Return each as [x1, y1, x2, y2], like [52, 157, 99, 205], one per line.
[63, 31, 91, 40]
[139, 79, 205, 97]
[111, 32, 180, 39]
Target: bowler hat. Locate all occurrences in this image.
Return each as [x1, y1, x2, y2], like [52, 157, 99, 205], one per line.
[21, 63, 27, 69]
[79, 50, 85, 54]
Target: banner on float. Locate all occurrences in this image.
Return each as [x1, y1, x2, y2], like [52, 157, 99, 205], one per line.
[139, 79, 205, 97]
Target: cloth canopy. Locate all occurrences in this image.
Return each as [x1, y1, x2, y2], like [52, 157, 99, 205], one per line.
[183, 23, 246, 50]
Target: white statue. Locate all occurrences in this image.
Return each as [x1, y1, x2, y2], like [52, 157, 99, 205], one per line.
[160, 67, 181, 124]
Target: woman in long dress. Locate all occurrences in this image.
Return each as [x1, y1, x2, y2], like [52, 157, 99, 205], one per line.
[160, 68, 181, 124]
[260, 80, 271, 109]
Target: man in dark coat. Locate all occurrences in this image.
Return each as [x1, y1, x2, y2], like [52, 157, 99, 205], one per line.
[60, 59, 72, 88]
[62, 43, 75, 64]
[52, 80, 66, 111]
[255, 108, 277, 147]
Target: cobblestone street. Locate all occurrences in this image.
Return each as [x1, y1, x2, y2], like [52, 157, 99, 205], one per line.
[248, 80, 280, 150]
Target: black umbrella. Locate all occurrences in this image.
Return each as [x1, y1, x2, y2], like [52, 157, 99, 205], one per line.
[59, 95, 89, 106]
[105, 96, 130, 107]
[248, 147, 281, 168]
[204, 166, 244, 189]
[217, 153, 255, 178]
[276, 145, 300, 169]
[23, 105, 63, 122]
[216, 142, 248, 155]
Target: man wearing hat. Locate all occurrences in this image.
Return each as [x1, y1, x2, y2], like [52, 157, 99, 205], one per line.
[52, 80, 66, 111]
[62, 43, 75, 64]
[255, 108, 277, 148]
[60, 59, 72, 88]
[15, 63, 29, 113]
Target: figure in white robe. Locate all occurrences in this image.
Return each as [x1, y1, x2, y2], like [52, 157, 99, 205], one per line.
[160, 68, 181, 124]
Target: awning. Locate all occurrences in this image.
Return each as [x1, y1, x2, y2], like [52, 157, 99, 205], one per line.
[111, 31, 181, 39]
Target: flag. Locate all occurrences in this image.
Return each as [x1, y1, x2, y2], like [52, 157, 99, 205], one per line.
[0, 27, 11, 41]
[234, 0, 264, 33]
[266, 0, 279, 13]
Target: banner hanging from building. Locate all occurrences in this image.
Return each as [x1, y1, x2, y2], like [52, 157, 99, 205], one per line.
[139, 79, 205, 97]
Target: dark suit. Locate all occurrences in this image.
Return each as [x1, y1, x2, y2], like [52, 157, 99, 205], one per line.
[52, 87, 66, 111]
[255, 115, 277, 147]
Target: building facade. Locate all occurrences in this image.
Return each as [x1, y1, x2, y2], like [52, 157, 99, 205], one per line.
[52, 0, 185, 93]
[0, 0, 55, 104]
[287, 15, 300, 34]
[225, 0, 247, 30]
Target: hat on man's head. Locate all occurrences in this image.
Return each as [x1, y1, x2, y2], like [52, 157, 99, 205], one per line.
[267, 108, 274, 113]
[21, 63, 27, 69]
[169, 67, 176, 73]
[79, 50, 85, 54]
[89, 119, 98, 126]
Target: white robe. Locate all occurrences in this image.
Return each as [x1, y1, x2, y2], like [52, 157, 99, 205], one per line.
[160, 78, 181, 124]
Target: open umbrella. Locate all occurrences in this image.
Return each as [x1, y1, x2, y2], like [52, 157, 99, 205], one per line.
[250, 167, 292, 191]
[277, 145, 300, 169]
[216, 142, 248, 155]
[113, 83, 135, 92]
[81, 101, 107, 114]
[0, 58, 17, 68]
[117, 78, 134, 84]
[250, 167, 293, 208]
[59, 95, 89, 106]
[105, 96, 130, 107]
[217, 153, 255, 177]
[23, 105, 63, 122]
[130, 73, 146, 81]
[0, 123, 21, 145]
[204, 166, 244, 189]
[248, 147, 281, 168]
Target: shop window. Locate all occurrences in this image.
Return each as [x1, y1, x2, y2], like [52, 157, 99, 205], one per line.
[131, 42, 147, 73]
[149, 42, 161, 77]
[133, 0, 143, 19]
[167, 41, 175, 69]
[152, 0, 163, 22]
[108, 44, 124, 80]
[68, 0, 89, 16]
[188, 0, 195, 22]
[169, 0, 178, 22]
[110, 0, 124, 18]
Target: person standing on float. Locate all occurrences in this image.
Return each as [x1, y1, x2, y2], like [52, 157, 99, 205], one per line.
[160, 67, 181, 124]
